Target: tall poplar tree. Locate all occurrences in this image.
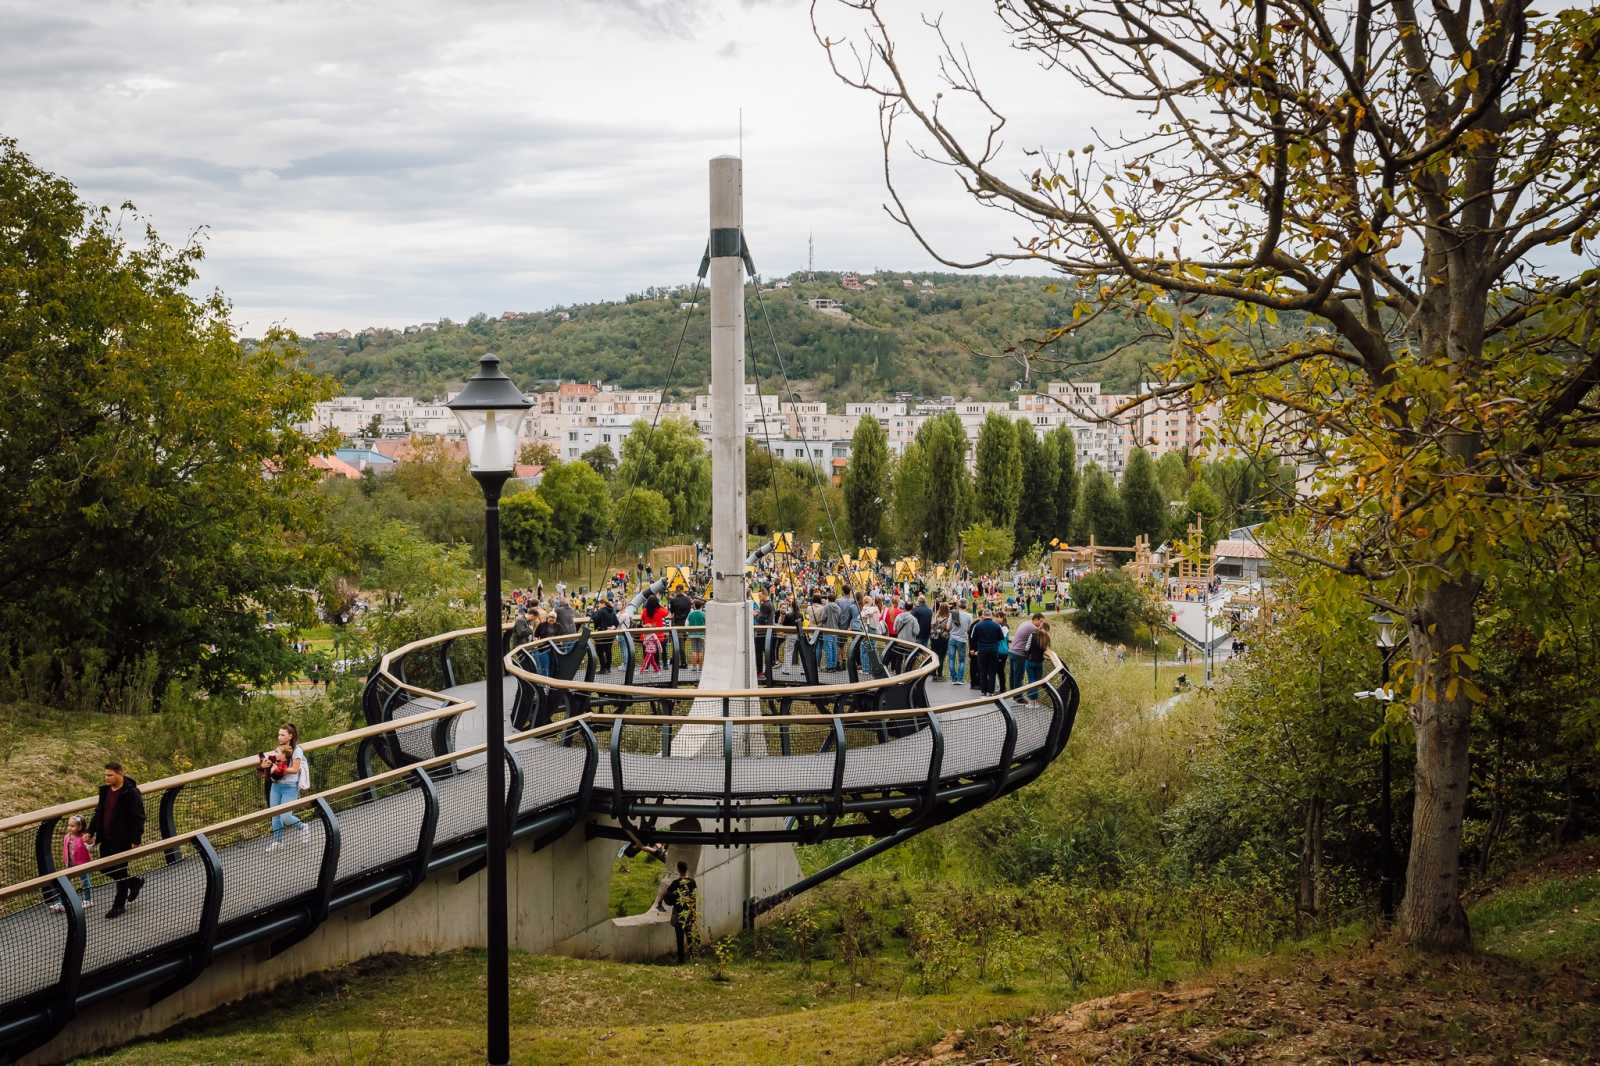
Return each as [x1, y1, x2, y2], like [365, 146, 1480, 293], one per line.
[917, 412, 970, 560]
[1015, 418, 1058, 552]
[1044, 424, 1079, 543]
[974, 412, 1021, 531]
[1120, 447, 1167, 544]
[843, 414, 891, 548]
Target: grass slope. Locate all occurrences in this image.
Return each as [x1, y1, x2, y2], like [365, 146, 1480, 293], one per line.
[881, 843, 1600, 1066]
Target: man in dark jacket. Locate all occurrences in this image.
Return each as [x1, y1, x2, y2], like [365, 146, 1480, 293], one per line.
[656, 860, 698, 963]
[87, 761, 146, 919]
[968, 611, 1006, 696]
[589, 596, 619, 673]
[668, 589, 692, 668]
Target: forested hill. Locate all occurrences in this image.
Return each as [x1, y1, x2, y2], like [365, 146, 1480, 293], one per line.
[292, 272, 1177, 402]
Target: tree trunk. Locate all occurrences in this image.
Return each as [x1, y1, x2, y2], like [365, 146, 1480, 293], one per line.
[1297, 796, 1325, 920]
[1397, 578, 1480, 951]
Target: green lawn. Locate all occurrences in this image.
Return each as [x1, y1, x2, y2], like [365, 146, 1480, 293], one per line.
[82, 950, 1057, 1066]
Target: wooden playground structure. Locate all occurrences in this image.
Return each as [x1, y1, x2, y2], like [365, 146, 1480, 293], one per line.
[1047, 522, 1216, 589]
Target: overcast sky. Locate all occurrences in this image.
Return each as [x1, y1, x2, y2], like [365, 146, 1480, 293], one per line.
[2, 0, 1107, 334]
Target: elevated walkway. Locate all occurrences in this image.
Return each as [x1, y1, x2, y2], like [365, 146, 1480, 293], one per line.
[0, 624, 1077, 1063]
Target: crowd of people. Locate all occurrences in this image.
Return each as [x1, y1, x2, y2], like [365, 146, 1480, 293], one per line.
[497, 551, 1061, 701]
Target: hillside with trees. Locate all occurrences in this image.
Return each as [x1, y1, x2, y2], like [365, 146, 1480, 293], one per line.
[290, 273, 1303, 402]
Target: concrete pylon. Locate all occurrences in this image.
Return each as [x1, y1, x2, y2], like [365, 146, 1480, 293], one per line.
[697, 154, 757, 696]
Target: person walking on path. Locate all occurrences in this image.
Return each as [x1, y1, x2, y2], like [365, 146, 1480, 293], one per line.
[912, 596, 933, 648]
[258, 724, 311, 850]
[656, 860, 699, 963]
[930, 603, 951, 681]
[590, 595, 618, 673]
[1025, 620, 1051, 702]
[685, 598, 706, 668]
[947, 603, 971, 685]
[87, 761, 145, 920]
[969, 610, 1005, 696]
[52, 815, 94, 912]
[1009, 613, 1042, 692]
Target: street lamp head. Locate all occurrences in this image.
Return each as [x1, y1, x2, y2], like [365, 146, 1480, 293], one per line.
[446, 354, 532, 474]
[1369, 610, 1400, 649]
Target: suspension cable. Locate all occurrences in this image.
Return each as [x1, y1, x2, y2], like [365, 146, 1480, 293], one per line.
[751, 281, 849, 566]
[598, 276, 703, 593]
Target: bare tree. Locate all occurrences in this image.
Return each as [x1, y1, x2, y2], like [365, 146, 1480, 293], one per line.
[815, 0, 1600, 949]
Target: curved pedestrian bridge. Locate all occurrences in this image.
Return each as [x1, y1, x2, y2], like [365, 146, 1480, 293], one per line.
[0, 623, 1078, 1059]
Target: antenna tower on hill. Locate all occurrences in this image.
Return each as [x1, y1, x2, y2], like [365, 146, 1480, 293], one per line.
[808, 232, 815, 279]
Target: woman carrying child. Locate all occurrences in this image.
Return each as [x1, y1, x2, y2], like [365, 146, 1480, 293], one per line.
[258, 724, 310, 850]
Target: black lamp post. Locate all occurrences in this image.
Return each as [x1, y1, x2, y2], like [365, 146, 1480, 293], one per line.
[447, 354, 531, 1066]
[586, 543, 596, 596]
[1369, 609, 1400, 922]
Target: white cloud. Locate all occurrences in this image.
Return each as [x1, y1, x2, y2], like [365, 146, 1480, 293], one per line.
[1, 0, 1108, 332]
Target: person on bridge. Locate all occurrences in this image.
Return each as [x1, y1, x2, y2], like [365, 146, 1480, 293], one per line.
[1009, 613, 1043, 692]
[259, 724, 310, 850]
[685, 599, 706, 668]
[946, 603, 971, 685]
[657, 860, 698, 963]
[590, 595, 619, 673]
[969, 610, 1005, 696]
[1025, 620, 1051, 702]
[912, 596, 933, 647]
[87, 761, 145, 920]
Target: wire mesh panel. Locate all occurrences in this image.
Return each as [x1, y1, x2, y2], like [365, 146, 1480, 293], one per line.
[512, 738, 588, 815]
[0, 881, 70, 1006]
[935, 703, 1009, 778]
[1011, 699, 1056, 758]
[675, 627, 705, 684]
[329, 777, 427, 885]
[428, 764, 492, 848]
[210, 805, 326, 927]
[0, 824, 46, 891]
[730, 721, 835, 794]
[79, 842, 208, 978]
[838, 717, 936, 790]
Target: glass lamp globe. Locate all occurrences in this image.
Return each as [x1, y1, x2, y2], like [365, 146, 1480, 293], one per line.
[446, 354, 532, 474]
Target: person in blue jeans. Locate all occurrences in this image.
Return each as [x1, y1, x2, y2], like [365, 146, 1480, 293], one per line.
[259, 724, 310, 849]
[946, 605, 971, 684]
[1009, 613, 1043, 692]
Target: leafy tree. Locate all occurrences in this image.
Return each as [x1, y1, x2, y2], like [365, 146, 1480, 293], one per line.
[1167, 567, 1392, 918]
[891, 441, 930, 557]
[1069, 569, 1147, 643]
[918, 412, 972, 560]
[1120, 447, 1166, 545]
[616, 417, 711, 535]
[357, 518, 480, 655]
[974, 412, 1022, 530]
[1043, 424, 1079, 542]
[579, 444, 617, 480]
[820, 0, 1600, 947]
[1014, 418, 1058, 552]
[612, 487, 672, 554]
[517, 440, 558, 469]
[960, 521, 1016, 576]
[501, 491, 559, 571]
[843, 414, 891, 548]
[1078, 465, 1127, 547]
[372, 439, 482, 553]
[537, 459, 611, 556]
[1176, 480, 1224, 548]
[749, 461, 818, 537]
[0, 138, 335, 693]
[1153, 451, 1192, 501]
